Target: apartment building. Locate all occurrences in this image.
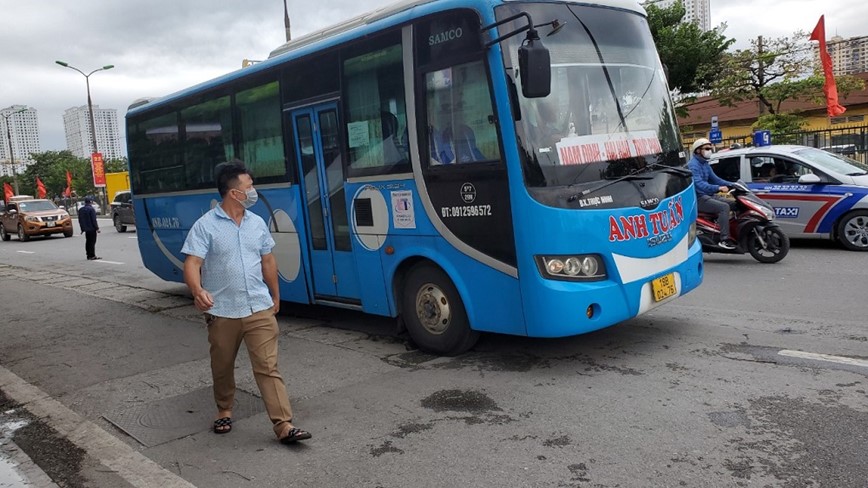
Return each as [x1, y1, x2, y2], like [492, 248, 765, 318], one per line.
[62, 105, 123, 161]
[644, 0, 711, 32]
[0, 105, 41, 177]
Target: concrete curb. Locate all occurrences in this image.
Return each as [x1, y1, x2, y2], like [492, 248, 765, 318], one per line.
[0, 366, 195, 488]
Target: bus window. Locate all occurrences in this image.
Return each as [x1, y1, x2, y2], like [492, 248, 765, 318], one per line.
[237, 81, 286, 182]
[181, 96, 234, 190]
[130, 112, 183, 194]
[426, 61, 500, 166]
[343, 40, 410, 177]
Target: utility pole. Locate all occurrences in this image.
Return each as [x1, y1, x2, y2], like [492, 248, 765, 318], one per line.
[757, 36, 765, 116]
[284, 0, 291, 41]
[2, 108, 26, 194]
[56, 61, 114, 212]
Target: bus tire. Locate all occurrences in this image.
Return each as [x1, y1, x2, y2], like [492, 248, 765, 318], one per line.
[401, 263, 479, 356]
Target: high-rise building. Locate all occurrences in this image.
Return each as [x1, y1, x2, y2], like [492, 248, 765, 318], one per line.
[62, 105, 123, 161]
[1, 105, 41, 178]
[818, 35, 868, 76]
[644, 0, 711, 32]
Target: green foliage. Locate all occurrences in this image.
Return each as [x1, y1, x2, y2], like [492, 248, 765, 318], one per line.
[751, 113, 807, 144]
[709, 33, 866, 115]
[646, 1, 733, 94]
[2, 152, 128, 201]
[18, 151, 89, 198]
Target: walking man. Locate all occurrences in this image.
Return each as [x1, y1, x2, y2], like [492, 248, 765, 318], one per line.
[181, 160, 311, 444]
[78, 197, 101, 260]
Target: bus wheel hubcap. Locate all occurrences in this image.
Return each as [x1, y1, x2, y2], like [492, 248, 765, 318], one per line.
[415, 283, 450, 335]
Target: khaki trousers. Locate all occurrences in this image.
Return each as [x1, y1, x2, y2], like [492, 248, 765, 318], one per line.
[207, 309, 293, 437]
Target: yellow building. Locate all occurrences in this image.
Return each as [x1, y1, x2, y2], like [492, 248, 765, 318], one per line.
[679, 72, 868, 154]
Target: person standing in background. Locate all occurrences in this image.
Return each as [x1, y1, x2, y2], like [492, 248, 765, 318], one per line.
[78, 197, 101, 260]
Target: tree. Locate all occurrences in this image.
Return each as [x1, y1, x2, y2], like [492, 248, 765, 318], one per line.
[711, 33, 865, 115]
[751, 113, 807, 144]
[646, 1, 733, 95]
[19, 151, 95, 199]
[106, 157, 128, 174]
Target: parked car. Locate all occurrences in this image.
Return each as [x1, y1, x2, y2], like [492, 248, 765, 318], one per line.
[110, 190, 136, 232]
[710, 145, 868, 251]
[74, 200, 101, 214]
[0, 198, 74, 241]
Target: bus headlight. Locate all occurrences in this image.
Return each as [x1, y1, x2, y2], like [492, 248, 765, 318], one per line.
[688, 220, 697, 248]
[537, 255, 606, 281]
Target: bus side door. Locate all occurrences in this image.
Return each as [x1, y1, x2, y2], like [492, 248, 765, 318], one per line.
[290, 103, 361, 301]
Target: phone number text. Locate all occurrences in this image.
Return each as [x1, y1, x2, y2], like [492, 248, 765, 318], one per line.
[440, 205, 492, 218]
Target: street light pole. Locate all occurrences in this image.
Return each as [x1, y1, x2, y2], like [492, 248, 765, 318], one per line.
[56, 61, 114, 211]
[2, 108, 26, 194]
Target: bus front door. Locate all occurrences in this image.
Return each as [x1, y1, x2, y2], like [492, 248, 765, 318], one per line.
[290, 103, 361, 302]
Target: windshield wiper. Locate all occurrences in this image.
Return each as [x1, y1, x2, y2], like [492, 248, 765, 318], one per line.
[644, 161, 692, 176]
[846, 171, 867, 176]
[566, 161, 689, 202]
[567, 170, 653, 202]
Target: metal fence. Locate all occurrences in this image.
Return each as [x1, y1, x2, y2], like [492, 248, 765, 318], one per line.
[684, 125, 868, 165]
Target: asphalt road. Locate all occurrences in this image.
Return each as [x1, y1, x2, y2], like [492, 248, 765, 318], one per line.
[0, 225, 866, 487]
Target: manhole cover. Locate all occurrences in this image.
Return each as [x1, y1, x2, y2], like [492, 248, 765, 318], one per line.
[103, 387, 264, 447]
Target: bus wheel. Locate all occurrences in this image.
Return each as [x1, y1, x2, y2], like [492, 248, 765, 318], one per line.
[402, 263, 479, 356]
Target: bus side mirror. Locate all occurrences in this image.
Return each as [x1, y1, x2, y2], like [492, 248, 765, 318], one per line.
[518, 34, 551, 98]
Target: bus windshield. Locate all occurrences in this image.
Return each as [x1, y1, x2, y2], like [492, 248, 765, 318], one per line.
[497, 3, 683, 188]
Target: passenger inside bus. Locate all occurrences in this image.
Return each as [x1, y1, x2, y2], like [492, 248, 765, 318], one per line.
[527, 98, 568, 154]
[429, 98, 485, 165]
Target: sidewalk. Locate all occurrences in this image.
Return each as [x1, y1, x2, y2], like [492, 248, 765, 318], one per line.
[0, 262, 424, 488]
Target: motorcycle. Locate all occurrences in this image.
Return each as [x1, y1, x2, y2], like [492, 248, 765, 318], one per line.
[696, 181, 790, 263]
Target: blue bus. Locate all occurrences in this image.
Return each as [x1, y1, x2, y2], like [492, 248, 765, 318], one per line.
[126, 0, 703, 355]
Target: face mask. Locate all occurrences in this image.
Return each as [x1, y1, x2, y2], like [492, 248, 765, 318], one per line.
[236, 188, 258, 208]
[701, 149, 712, 159]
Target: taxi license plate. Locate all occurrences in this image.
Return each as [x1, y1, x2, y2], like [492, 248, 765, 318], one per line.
[651, 273, 676, 302]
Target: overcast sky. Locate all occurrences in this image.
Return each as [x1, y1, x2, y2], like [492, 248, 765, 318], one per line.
[2, 0, 866, 156]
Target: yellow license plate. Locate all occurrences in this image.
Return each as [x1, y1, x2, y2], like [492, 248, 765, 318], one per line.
[651, 273, 677, 302]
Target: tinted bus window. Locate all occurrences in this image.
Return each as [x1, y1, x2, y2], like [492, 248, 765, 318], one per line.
[343, 39, 410, 177]
[181, 96, 234, 190]
[237, 81, 286, 181]
[130, 112, 183, 193]
[283, 52, 340, 104]
[425, 61, 500, 166]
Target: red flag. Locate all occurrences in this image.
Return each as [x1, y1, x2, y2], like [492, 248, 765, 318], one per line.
[64, 170, 72, 197]
[810, 16, 846, 117]
[3, 182, 13, 202]
[36, 177, 47, 199]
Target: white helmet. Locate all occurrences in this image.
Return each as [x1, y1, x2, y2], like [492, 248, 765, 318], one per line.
[691, 138, 711, 154]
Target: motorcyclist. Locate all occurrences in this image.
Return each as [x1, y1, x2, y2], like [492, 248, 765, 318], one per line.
[687, 138, 736, 250]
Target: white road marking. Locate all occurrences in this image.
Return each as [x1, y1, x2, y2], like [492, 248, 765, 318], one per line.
[128, 236, 137, 239]
[16, 250, 35, 254]
[778, 350, 868, 368]
[95, 260, 124, 265]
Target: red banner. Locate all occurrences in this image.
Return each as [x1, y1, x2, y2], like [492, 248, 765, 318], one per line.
[36, 177, 47, 199]
[91, 153, 106, 187]
[3, 182, 14, 202]
[810, 16, 846, 117]
[64, 170, 73, 197]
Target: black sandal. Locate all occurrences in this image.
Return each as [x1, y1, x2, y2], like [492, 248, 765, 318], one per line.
[279, 427, 312, 444]
[213, 417, 232, 434]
